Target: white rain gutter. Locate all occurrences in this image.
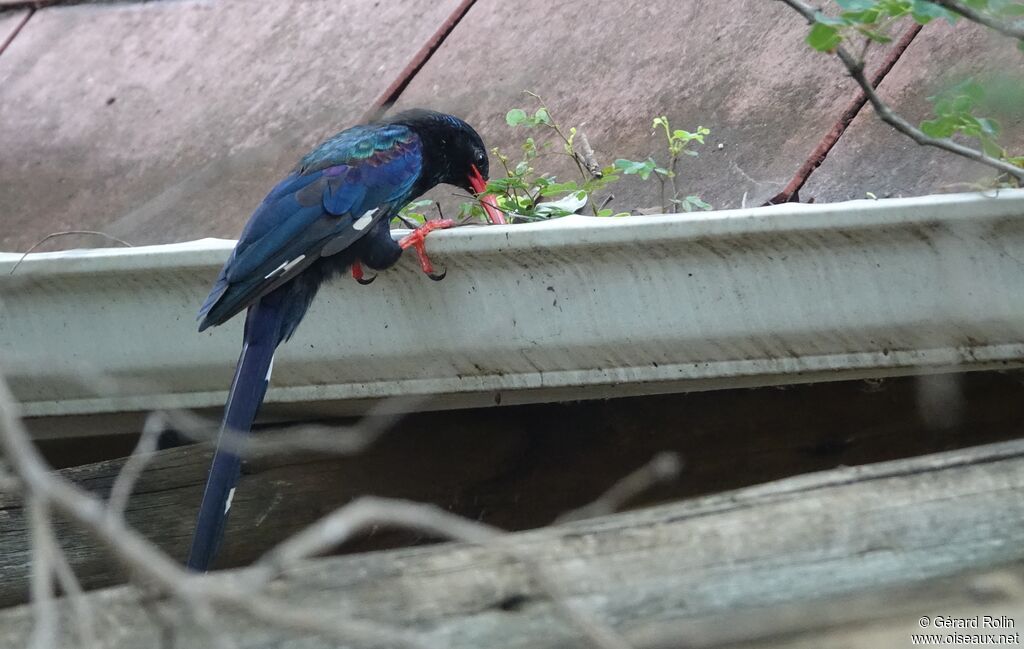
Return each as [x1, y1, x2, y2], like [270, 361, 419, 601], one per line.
[3, 189, 1024, 435]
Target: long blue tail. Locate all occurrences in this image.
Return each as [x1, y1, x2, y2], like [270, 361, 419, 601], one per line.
[186, 297, 283, 571]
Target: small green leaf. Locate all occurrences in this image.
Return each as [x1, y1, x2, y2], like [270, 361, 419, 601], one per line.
[835, 0, 877, 10]
[505, 109, 527, 126]
[534, 107, 552, 125]
[856, 26, 893, 42]
[978, 117, 1001, 136]
[539, 181, 579, 196]
[910, 0, 956, 23]
[807, 23, 842, 52]
[813, 10, 849, 25]
[842, 8, 882, 23]
[980, 134, 1005, 158]
[920, 118, 955, 138]
[534, 191, 588, 216]
[615, 158, 659, 180]
[684, 196, 712, 211]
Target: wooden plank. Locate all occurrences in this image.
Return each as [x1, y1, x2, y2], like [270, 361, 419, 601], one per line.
[1, 438, 1023, 648]
[2, 370, 1023, 608]
[633, 561, 1024, 648]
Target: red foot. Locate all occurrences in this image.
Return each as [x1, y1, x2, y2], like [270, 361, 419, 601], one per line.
[351, 260, 376, 285]
[398, 219, 455, 280]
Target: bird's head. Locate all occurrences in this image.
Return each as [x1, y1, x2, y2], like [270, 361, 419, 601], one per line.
[389, 109, 504, 224]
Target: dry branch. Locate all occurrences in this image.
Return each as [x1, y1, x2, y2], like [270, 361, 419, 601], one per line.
[2, 431, 1023, 648]
[0, 365, 634, 649]
[931, 0, 1024, 41]
[778, 0, 1024, 183]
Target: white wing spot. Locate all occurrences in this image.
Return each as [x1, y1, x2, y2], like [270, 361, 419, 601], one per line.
[282, 254, 305, 272]
[352, 208, 378, 231]
[265, 354, 275, 381]
[264, 254, 306, 280]
[224, 487, 236, 514]
[265, 262, 287, 280]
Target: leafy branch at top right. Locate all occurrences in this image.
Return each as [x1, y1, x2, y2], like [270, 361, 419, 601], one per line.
[781, 0, 1024, 186]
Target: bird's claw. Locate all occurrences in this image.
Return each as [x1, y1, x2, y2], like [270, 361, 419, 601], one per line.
[351, 260, 376, 285]
[399, 219, 455, 280]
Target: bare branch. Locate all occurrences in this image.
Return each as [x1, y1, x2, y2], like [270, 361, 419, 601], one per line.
[0, 361, 636, 648]
[777, 0, 1024, 182]
[0, 367, 445, 647]
[555, 451, 683, 524]
[930, 0, 1024, 41]
[45, 522, 97, 648]
[162, 394, 429, 458]
[27, 496, 58, 649]
[251, 497, 634, 649]
[256, 497, 500, 572]
[107, 411, 165, 519]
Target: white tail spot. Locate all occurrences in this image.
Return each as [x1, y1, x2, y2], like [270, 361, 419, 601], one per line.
[352, 209, 378, 231]
[224, 487, 236, 514]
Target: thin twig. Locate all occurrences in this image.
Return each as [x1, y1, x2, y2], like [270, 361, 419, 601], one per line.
[0, 368, 434, 647]
[930, 0, 1024, 41]
[9, 230, 133, 275]
[251, 497, 634, 649]
[162, 393, 430, 458]
[0, 349, 424, 460]
[0, 362, 633, 649]
[28, 495, 58, 649]
[46, 525, 97, 648]
[555, 452, 683, 524]
[107, 411, 165, 519]
[778, 0, 1024, 182]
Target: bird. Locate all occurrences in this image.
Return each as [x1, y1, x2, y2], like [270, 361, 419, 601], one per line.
[186, 109, 504, 571]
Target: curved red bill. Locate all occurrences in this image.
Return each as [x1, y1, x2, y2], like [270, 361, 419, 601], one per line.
[468, 164, 506, 225]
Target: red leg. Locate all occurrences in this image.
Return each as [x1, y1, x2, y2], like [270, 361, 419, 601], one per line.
[351, 259, 376, 285]
[398, 219, 455, 280]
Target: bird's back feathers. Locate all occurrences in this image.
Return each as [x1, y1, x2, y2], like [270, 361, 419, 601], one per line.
[198, 124, 422, 332]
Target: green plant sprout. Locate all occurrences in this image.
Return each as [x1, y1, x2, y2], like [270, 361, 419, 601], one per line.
[614, 117, 711, 213]
[447, 94, 713, 224]
[491, 93, 624, 219]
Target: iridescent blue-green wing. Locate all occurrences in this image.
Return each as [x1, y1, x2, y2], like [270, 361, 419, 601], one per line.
[198, 125, 422, 329]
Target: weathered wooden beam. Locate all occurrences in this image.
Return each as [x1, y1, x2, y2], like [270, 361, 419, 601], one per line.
[1, 438, 1022, 648]
[2, 371, 1023, 609]
[637, 561, 1024, 648]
